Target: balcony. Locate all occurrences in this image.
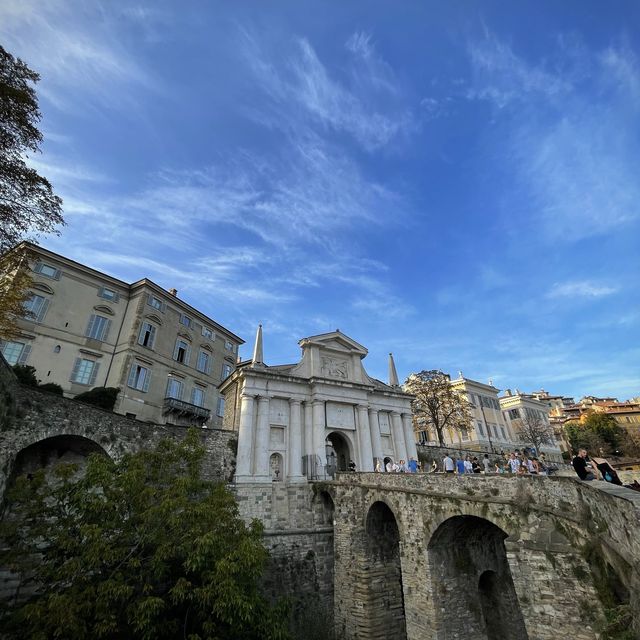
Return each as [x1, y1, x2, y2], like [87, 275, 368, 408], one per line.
[163, 397, 210, 424]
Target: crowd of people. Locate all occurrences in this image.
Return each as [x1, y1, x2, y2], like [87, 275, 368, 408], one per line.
[439, 450, 555, 476]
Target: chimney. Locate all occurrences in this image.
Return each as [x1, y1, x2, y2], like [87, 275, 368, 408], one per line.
[168, 288, 178, 296]
[505, 389, 512, 396]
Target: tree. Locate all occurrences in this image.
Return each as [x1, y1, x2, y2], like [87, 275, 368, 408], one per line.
[0, 429, 290, 640]
[564, 412, 626, 456]
[1, 45, 63, 253]
[404, 370, 472, 446]
[513, 410, 556, 454]
[74, 386, 120, 411]
[1, 45, 63, 339]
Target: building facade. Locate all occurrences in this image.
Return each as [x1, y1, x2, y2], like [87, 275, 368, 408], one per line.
[219, 328, 416, 483]
[499, 390, 563, 459]
[0, 243, 243, 427]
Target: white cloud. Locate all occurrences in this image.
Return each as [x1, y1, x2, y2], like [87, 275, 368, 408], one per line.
[547, 281, 619, 299]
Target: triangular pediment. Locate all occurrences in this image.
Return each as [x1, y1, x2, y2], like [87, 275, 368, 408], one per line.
[299, 331, 368, 357]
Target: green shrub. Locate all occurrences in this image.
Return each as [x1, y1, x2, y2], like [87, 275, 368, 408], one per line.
[74, 387, 119, 411]
[37, 382, 64, 396]
[12, 364, 38, 387]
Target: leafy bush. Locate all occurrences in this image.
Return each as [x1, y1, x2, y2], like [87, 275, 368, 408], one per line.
[37, 382, 63, 396]
[74, 386, 119, 411]
[12, 364, 38, 387]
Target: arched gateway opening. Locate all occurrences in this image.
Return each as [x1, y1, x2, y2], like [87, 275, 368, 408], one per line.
[362, 501, 407, 640]
[428, 515, 527, 639]
[326, 432, 352, 473]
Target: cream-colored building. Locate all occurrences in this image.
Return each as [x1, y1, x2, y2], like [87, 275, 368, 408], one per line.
[499, 390, 563, 459]
[446, 374, 516, 451]
[0, 243, 243, 427]
[220, 328, 416, 483]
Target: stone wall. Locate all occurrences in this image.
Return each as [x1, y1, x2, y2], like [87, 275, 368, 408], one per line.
[0, 382, 237, 502]
[331, 472, 640, 640]
[0, 354, 17, 432]
[234, 483, 335, 638]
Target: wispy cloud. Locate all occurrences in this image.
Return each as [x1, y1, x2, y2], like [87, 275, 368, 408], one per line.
[547, 281, 619, 299]
[467, 31, 640, 240]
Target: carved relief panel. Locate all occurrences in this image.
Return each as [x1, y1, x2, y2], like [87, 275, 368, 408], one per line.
[320, 356, 349, 379]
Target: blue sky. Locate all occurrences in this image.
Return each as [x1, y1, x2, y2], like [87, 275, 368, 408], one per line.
[2, 1, 639, 400]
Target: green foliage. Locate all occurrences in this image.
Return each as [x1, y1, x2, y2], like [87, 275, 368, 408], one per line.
[0, 45, 64, 253]
[0, 429, 290, 640]
[12, 363, 38, 386]
[564, 413, 626, 456]
[37, 382, 63, 395]
[74, 386, 120, 411]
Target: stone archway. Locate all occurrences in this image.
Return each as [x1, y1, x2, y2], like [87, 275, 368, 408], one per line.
[427, 515, 527, 639]
[326, 432, 352, 473]
[362, 501, 407, 640]
[8, 434, 109, 488]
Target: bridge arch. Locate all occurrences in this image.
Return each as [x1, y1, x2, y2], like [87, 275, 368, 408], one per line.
[427, 515, 528, 639]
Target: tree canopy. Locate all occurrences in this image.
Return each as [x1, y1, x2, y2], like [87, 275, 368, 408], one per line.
[563, 412, 630, 457]
[0, 44, 63, 253]
[513, 410, 556, 454]
[0, 429, 290, 640]
[404, 370, 472, 446]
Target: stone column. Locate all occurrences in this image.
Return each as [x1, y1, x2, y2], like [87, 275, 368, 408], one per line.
[288, 399, 304, 482]
[368, 408, 383, 469]
[402, 412, 418, 461]
[235, 394, 255, 481]
[357, 404, 374, 471]
[303, 401, 313, 466]
[254, 395, 271, 481]
[391, 411, 408, 462]
[312, 400, 326, 475]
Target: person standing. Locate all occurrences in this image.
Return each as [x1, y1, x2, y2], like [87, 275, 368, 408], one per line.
[507, 452, 521, 474]
[443, 454, 455, 474]
[572, 449, 596, 481]
[482, 454, 491, 474]
[408, 457, 418, 473]
[456, 456, 466, 476]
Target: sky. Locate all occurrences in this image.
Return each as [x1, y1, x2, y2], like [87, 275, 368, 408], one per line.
[2, 1, 639, 400]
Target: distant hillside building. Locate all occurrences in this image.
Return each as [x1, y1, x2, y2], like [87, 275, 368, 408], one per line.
[219, 328, 416, 483]
[0, 243, 243, 427]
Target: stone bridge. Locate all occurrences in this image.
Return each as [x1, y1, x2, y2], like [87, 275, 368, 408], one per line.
[325, 472, 640, 640]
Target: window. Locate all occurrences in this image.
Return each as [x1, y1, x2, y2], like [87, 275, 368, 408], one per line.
[138, 321, 157, 349]
[166, 377, 183, 400]
[196, 350, 211, 374]
[202, 326, 214, 339]
[71, 358, 99, 385]
[34, 262, 60, 279]
[500, 426, 507, 440]
[222, 363, 232, 380]
[476, 420, 484, 437]
[24, 293, 49, 323]
[224, 340, 234, 352]
[180, 314, 193, 328]
[216, 396, 225, 417]
[147, 295, 165, 312]
[173, 339, 190, 365]
[1, 340, 31, 365]
[98, 286, 119, 302]
[191, 386, 205, 407]
[85, 314, 111, 341]
[127, 363, 151, 392]
[461, 430, 470, 441]
[508, 408, 520, 420]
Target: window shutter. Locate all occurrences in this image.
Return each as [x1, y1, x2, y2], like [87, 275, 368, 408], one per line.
[148, 324, 156, 347]
[142, 369, 151, 392]
[53, 268, 61, 280]
[206, 355, 212, 375]
[85, 314, 96, 337]
[17, 344, 31, 365]
[191, 387, 197, 404]
[36, 298, 50, 323]
[127, 364, 137, 387]
[185, 345, 191, 366]
[173, 341, 180, 360]
[88, 362, 100, 386]
[160, 302, 167, 313]
[102, 319, 112, 342]
[137, 324, 146, 345]
[70, 358, 82, 382]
